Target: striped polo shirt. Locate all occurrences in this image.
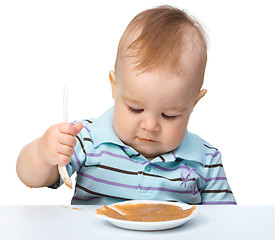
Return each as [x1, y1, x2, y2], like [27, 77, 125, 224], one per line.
[50, 107, 236, 205]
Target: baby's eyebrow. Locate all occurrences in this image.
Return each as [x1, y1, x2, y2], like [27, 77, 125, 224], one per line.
[122, 96, 143, 105]
[164, 106, 187, 112]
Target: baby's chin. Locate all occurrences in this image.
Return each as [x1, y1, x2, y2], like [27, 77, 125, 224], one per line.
[142, 153, 158, 161]
[122, 139, 170, 160]
[137, 148, 164, 160]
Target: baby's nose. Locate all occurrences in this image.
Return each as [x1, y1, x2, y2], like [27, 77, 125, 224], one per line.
[140, 117, 160, 132]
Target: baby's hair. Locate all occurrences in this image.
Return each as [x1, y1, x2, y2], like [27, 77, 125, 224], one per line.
[115, 5, 207, 75]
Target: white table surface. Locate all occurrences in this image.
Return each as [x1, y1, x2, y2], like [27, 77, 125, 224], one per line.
[0, 205, 274, 240]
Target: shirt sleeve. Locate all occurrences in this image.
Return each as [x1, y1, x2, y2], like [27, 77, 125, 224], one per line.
[201, 151, 237, 205]
[48, 121, 88, 189]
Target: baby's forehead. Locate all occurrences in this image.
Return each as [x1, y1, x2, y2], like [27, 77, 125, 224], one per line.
[118, 70, 199, 111]
[118, 61, 200, 100]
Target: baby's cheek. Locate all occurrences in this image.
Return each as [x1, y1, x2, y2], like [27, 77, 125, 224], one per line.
[164, 127, 186, 149]
[114, 114, 134, 141]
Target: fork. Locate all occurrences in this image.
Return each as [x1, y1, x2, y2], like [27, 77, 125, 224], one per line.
[57, 85, 73, 189]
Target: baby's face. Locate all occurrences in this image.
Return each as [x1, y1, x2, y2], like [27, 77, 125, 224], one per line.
[110, 60, 203, 160]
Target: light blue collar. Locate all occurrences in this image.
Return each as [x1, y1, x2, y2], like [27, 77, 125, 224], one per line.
[90, 107, 127, 148]
[172, 130, 206, 165]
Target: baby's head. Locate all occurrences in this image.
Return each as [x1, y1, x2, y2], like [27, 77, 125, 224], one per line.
[109, 5, 208, 160]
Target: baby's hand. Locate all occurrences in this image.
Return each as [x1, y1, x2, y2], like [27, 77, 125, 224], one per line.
[37, 122, 83, 166]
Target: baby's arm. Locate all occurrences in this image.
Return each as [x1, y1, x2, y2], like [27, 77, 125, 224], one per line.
[201, 151, 236, 205]
[16, 122, 83, 188]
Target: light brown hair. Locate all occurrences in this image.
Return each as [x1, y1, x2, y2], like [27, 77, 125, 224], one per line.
[115, 5, 207, 76]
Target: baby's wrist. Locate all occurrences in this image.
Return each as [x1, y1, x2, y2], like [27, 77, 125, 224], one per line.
[35, 137, 54, 168]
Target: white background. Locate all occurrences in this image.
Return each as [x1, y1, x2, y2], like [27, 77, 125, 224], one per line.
[0, 0, 274, 205]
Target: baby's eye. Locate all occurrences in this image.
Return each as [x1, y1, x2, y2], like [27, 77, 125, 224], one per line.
[162, 113, 177, 120]
[128, 106, 144, 113]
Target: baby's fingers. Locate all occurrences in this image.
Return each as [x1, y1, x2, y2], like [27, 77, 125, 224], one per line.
[59, 134, 77, 148]
[57, 153, 71, 166]
[57, 144, 75, 159]
[59, 122, 83, 137]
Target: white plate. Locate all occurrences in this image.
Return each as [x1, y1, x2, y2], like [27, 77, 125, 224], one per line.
[95, 200, 199, 231]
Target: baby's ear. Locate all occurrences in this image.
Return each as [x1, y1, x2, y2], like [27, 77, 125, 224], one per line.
[193, 89, 207, 108]
[109, 70, 116, 99]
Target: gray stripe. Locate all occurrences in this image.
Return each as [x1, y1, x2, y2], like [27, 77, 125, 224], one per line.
[76, 184, 131, 200]
[204, 164, 223, 168]
[202, 189, 233, 194]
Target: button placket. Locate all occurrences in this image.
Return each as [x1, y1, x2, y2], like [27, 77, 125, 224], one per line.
[137, 161, 148, 196]
[139, 163, 150, 192]
[138, 162, 155, 198]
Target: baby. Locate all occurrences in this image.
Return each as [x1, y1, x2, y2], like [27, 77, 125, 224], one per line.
[17, 5, 236, 205]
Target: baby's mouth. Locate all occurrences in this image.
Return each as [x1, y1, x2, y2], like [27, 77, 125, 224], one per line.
[133, 136, 157, 143]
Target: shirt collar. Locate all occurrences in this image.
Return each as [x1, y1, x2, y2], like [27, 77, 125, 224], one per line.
[90, 106, 127, 148]
[171, 130, 206, 165]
